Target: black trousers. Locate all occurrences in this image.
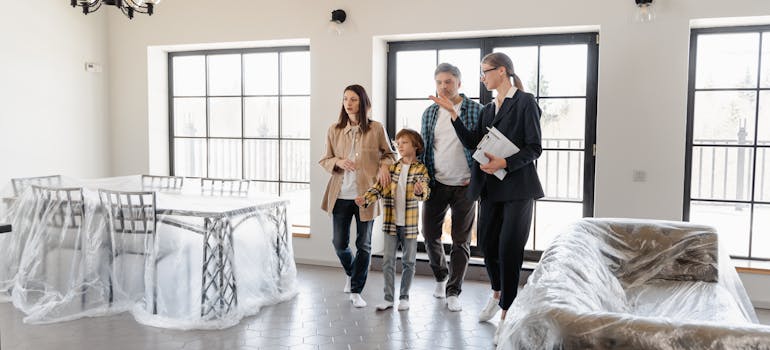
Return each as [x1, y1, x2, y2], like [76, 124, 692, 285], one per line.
[421, 182, 476, 296]
[478, 198, 534, 310]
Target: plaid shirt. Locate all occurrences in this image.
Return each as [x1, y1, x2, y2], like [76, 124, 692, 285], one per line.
[419, 94, 482, 186]
[362, 160, 430, 239]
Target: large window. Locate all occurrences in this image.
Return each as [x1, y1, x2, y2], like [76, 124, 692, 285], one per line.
[685, 26, 770, 260]
[387, 34, 598, 257]
[169, 47, 311, 232]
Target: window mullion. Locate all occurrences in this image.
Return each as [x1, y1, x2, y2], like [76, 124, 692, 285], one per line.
[205, 54, 210, 179]
[277, 52, 283, 197]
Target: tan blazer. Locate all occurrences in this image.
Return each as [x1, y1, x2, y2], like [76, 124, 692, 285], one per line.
[319, 120, 396, 221]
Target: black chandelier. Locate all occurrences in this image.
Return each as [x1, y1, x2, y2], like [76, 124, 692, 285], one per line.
[70, 0, 160, 19]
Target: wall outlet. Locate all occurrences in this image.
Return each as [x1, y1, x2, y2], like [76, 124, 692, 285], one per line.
[84, 62, 102, 73]
[632, 170, 647, 182]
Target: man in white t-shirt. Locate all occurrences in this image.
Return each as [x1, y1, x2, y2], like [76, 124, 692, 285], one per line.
[419, 63, 482, 312]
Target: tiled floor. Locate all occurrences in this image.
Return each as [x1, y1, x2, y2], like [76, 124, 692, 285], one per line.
[0, 264, 501, 350]
[0, 264, 769, 350]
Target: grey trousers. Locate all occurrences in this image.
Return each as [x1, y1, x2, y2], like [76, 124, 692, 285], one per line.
[421, 182, 476, 297]
[382, 226, 417, 302]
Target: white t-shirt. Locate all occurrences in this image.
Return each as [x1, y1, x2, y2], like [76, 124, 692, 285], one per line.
[433, 101, 470, 186]
[338, 126, 360, 200]
[394, 163, 410, 226]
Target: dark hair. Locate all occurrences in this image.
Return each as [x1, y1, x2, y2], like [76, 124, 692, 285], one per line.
[336, 84, 372, 133]
[434, 62, 462, 81]
[395, 128, 425, 156]
[481, 52, 524, 91]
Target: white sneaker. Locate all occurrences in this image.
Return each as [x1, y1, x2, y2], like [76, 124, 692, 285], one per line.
[479, 295, 501, 322]
[494, 323, 502, 345]
[447, 296, 462, 312]
[397, 300, 410, 311]
[433, 280, 447, 298]
[343, 276, 351, 293]
[350, 293, 367, 308]
[375, 301, 393, 311]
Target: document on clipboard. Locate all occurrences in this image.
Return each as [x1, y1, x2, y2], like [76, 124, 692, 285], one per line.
[472, 127, 519, 180]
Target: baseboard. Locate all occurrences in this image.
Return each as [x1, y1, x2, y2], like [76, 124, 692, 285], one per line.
[752, 301, 770, 310]
[294, 258, 341, 268]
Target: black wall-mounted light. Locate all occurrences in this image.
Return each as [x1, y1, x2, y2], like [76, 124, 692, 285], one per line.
[634, 0, 655, 22]
[331, 9, 347, 24]
[329, 9, 347, 35]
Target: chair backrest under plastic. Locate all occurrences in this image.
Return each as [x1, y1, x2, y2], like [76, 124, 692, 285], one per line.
[141, 175, 183, 191]
[12, 175, 62, 197]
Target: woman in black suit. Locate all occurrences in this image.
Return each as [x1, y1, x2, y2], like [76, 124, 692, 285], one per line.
[430, 52, 544, 342]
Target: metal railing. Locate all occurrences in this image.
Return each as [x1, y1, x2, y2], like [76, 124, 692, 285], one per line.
[539, 138, 585, 201]
[691, 136, 769, 203]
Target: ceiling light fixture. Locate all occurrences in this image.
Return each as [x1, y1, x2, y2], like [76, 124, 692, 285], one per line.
[70, 0, 160, 20]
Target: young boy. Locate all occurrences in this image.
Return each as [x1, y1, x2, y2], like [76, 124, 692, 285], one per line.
[355, 128, 430, 311]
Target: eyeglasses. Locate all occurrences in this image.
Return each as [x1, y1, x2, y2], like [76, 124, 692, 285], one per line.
[480, 67, 499, 78]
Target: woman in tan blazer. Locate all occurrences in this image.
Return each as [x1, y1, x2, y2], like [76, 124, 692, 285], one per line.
[319, 84, 396, 308]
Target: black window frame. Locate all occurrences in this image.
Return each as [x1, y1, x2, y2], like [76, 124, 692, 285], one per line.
[684, 25, 770, 261]
[167, 46, 311, 197]
[386, 33, 599, 259]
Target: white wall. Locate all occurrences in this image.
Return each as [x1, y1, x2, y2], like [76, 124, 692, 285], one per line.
[0, 2, 110, 189]
[103, 0, 770, 297]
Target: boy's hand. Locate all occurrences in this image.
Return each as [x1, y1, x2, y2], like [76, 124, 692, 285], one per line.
[414, 181, 424, 195]
[354, 196, 365, 207]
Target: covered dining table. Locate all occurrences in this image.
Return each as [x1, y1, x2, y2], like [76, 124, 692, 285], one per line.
[0, 175, 297, 329]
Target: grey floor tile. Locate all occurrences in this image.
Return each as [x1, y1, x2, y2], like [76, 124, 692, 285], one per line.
[2, 264, 768, 350]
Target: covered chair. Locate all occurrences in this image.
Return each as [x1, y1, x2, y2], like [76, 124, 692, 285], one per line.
[98, 189, 166, 314]
[11, 185, 108, 323]
[11, 175, 62, 197]
[140, 175, 183, 191]
[498, 218, 770, 350]
[200, 178, 250, 196]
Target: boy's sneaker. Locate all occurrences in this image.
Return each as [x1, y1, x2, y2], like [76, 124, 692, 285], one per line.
[343, 276, 351, 293]
[375, 301, 393, 311]
[447, 296, 462, 312]
[350, 293, 367, 308]
[494, 323, 502, 345]
[433, 279, 447, 298]
[479, 295, 501, 322]
[397, 300, 410, 311]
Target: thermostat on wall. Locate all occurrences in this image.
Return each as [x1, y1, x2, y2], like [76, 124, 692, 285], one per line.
[85, 62, 102, 73]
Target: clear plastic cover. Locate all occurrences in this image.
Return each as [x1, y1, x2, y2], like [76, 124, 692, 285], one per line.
[0, 175, 297, 329]
[499, 218, 770, 349]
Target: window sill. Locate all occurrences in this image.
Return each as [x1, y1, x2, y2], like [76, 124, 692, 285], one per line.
[733, 258, 770, 275]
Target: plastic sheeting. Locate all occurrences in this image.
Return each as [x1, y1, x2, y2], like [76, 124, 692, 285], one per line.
[0, 175, 297, 329]
[498, 218, 770, 350]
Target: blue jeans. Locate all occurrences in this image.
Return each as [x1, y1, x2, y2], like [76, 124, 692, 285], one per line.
[382, 226, 417, 302]
[332, 199, 373, 294]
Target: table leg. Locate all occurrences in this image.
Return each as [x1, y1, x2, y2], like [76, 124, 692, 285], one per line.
[200, 217, 238, 319]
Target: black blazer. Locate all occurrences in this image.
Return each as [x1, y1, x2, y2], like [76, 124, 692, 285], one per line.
[451, 89, 545, 202]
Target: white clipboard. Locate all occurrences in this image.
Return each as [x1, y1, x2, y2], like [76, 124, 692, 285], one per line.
[472, 127, 519, 180]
